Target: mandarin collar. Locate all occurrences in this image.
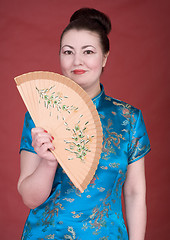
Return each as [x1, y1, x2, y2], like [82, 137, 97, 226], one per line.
[92, 84, 105, 109]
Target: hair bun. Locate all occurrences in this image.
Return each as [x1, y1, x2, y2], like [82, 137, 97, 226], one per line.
[70, 8, 111, 35]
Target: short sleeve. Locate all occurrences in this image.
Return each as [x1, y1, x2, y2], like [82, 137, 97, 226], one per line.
[20, 111, 36, 154]
[128, 110, 151, 164]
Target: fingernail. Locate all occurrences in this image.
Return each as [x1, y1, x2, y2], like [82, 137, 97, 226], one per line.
[52, 136, 54, 140]
[44, 130, 48, 133]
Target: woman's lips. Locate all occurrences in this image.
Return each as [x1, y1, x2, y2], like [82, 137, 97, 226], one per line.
[73, 69, 86, 75]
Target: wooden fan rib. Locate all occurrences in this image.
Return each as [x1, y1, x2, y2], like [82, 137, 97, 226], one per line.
[55, 146, 99, 168]
[55, 147, 99, 186]
[59, 132, 103, 152]
[59, 113, 101, 133]
[61, 77, 86, 98]
[18, 82, 38, 126]
[50, 81, 96, 117]
[51, 118, 101, 144]
[14, 73, 27, 85]
[55, 155, 87, 193]
[29, 80, 41, 126]
[29, 79, 46, 126]
[61, 151, 99, 172]
[36, 78, 50, 128]
[51, 151, 84, 189]
[66, 163, 97, 191]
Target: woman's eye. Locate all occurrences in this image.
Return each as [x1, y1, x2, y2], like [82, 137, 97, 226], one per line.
[84, 50, 94, 55]
[63, 50, 73, 55]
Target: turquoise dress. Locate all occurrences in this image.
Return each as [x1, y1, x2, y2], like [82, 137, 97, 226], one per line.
[20, 84, 150, 240]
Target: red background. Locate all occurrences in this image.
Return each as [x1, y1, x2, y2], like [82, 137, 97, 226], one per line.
[0, 0, 169, 239]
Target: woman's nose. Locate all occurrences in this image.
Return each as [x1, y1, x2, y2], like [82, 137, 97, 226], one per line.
[73, 53, 83, 65]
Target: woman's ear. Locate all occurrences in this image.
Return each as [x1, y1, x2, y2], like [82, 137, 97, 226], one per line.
[102, 51, 110, 67]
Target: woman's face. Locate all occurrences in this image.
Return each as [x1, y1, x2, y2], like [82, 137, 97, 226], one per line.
[60, 29, 108, 94]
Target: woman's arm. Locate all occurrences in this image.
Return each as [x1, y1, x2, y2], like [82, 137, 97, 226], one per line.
[123, 157, 147, 240]
[17, 128, 58, 209]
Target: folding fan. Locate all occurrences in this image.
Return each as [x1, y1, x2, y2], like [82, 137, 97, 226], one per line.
[15, 71, 103, 193]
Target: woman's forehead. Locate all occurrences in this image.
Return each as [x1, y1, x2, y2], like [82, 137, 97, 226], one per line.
[61, 29, 101, 47]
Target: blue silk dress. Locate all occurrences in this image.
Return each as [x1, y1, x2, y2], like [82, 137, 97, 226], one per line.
[20, 84, 150, 240]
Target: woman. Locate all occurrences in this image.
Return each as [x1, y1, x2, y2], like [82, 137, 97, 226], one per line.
[18, 8, 151, 240]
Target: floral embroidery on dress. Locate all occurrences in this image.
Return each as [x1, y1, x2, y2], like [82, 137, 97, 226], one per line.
[44, 234, 55, 239]
[63, 197, 75, 203]
[32, 191, 64, 232]
[82, 190, 112, 235]
[71, 212, 84, 218]
[67, 182, 82, 197]
[64, 226, 80, 240]
[102, 119, 125, 157]
[115, 170, 126, 197]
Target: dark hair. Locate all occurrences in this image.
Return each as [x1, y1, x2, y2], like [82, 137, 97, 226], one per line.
[60, 8, 111, 54]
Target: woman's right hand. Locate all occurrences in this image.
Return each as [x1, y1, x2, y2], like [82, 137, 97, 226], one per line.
[31, 127, 57, 162]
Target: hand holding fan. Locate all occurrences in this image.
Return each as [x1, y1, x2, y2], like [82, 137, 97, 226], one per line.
[14, 71, 103, 193]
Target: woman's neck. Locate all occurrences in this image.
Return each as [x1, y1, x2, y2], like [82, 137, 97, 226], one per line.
[83, 82, 101, 99]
